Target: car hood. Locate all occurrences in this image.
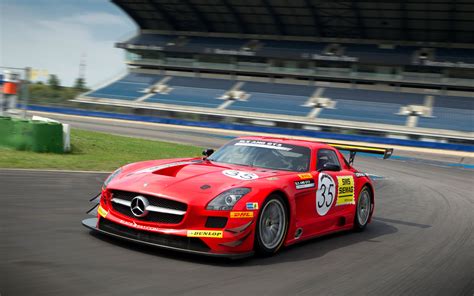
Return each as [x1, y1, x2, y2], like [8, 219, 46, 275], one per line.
[107, 158, 292, 204]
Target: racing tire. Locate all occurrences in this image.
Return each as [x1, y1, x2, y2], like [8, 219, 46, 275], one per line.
[254, 194, 289, 256]
[353, 186, 372, 232]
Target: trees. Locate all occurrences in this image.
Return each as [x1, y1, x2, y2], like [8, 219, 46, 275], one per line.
[73, 77, 86, 91]
[47, 74, 61, 90]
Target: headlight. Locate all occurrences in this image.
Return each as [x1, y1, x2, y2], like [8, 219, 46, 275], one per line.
[206, 188, 251, 210]
[103, 168, 122, 189]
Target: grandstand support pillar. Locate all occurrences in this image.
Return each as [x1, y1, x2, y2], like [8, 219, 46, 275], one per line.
[22, 67, 31, 118]
[0, 77, 3, 116]
[406, 115, 418, 128]
[0, 92, 3, 116]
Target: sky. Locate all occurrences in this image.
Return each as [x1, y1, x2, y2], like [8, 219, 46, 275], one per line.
[0, 0, 136, 87]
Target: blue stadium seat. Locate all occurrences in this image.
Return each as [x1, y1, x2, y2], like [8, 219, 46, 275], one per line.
[318, 88, 424, 125]
[86, 73, 160, 100]
[322, 88, 425, 105]
[227, 82, 315, 116]
[344, 44, 413, 64]
[145, 76, 235, 108]
[86, 73, 473, 132]
[416, 95, 473, 132]
[432, 95, 474, 109]
[260, 40, 325, 55]
[417, 108, 474, 132]
[435, 48, 474, 64]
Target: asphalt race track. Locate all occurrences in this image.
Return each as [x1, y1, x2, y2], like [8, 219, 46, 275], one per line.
[1, 115, 474, 295]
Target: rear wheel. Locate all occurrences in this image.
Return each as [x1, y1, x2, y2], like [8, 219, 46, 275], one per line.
[354, 187, 371, 231]
[255, 194, 288, 256]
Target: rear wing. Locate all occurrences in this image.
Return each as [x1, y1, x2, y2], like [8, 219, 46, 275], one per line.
[327, 143, 394, 165]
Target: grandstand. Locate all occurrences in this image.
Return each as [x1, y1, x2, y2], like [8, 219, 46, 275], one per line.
[76, 0, 474, 142]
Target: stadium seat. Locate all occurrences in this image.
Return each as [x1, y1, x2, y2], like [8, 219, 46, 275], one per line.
[417, 95, 474, 132]
[86, 73, 160, 100]
[318, 88, 424, 126]
[145, 76, 235, 108]
[227, 82, 315, 116]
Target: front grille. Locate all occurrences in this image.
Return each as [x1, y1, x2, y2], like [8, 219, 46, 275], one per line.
[112, 203, 184, 224]
[205, 217, 228, 228]
[111, 190, 187, 211]
[110, 190, 187, 224]
[98, 218, 210, 253]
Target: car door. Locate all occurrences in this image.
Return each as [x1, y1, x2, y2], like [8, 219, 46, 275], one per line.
[311, 148, 356, 233]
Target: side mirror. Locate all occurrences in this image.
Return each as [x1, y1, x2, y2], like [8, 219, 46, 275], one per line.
[318, 163, 341, 172]
[202, 148, 215, 158]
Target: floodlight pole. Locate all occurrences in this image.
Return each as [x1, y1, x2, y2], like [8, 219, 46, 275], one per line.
[22, 67, 31, 118]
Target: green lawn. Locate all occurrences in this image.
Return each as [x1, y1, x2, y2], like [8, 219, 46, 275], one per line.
[0, 129, 203, 171]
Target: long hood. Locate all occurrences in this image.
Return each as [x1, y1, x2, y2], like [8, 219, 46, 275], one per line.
[107, 158, 291, 203]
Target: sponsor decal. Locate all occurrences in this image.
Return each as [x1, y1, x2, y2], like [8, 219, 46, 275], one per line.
[187, 230, 223, 238]
[222, 170, 259, 180]
[230, 211, 254, 218]
[336, 176, 355, 205]
[295, 179, 315, 190]
[234, 140, 292, 151]
[132, 160, 200, 175]
[266, 177, 279, 181]
[355, 172, 368, 178]
[97, 205, 108, 218]
[298, 173, 313, 180]
[316, 173, 335, 216]
[246, 202, 259, 210]
[118, 219, 162, 232]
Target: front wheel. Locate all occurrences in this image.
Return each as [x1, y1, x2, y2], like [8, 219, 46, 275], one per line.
[255, 194, 288, 256]
[354, 187, 372, 231]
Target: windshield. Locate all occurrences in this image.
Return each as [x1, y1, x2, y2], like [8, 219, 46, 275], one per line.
[208, 139, 311, 172]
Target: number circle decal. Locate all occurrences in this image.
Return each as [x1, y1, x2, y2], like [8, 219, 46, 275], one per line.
[316, 173, 336, 216]
[222, 170, 259, 180]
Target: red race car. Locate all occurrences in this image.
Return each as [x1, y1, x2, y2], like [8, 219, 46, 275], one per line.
[82, 137, 393, 258]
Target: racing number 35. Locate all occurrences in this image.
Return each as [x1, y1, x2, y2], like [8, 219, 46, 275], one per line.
[316, 173, 336, 216]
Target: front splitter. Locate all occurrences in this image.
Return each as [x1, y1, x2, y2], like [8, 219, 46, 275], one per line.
[82, 218, 253, 259]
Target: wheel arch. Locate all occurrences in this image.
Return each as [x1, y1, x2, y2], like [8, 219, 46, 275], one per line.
[361, 181, 375, 221]
[268, 189, 294, 243]
[269, 189, 291, 216]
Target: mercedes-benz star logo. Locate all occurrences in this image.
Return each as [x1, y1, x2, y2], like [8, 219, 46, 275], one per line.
[130, 196, 149, 217]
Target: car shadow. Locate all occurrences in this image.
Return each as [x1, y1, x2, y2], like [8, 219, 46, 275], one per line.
[88, 218, 399, 266]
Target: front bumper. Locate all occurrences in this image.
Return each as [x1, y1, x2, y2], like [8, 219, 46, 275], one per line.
[82, 217, 254, 259]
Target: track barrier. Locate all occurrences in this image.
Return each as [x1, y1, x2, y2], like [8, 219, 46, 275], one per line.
[22, 104, 474, 152]
[0, 116, 63, 153]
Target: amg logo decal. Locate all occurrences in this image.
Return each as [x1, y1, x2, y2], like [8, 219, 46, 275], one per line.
[295, 179, 315, 190]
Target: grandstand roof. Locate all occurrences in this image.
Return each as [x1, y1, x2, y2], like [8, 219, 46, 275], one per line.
[113, 0, 474, 44]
